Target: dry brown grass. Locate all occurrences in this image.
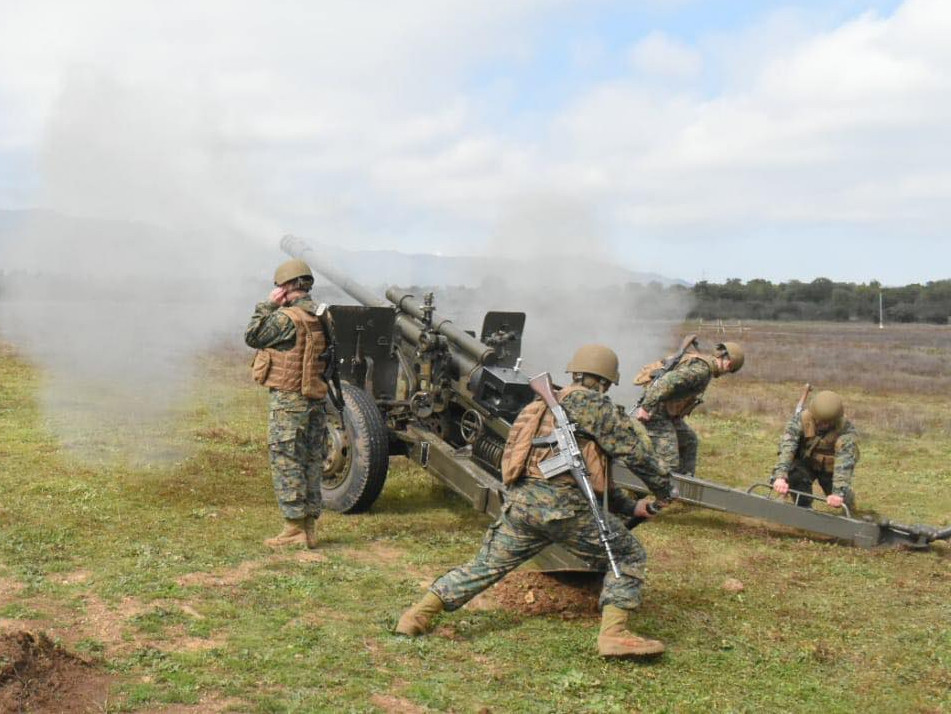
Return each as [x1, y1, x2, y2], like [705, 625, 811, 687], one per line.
[690, 321, 951, 436]
[713, 321, 951, 394]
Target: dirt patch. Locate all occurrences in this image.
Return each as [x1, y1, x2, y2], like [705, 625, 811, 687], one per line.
[340, 542, 433, 580]
[342, 542, 406, 566]
[176, 560, 264, 589]
[0, 631, 111, 713]
[370, 693, 431, 713]
[176, 551, 326, 590]
[142, 696, 247, 713]
[79, 595, 148, 651]
[56, 570, 92, 586]
[0, 577, 24, 604]
[469, 572, 601, 618]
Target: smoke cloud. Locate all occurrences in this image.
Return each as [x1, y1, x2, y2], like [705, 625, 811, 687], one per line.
[0, 70, 275, 464]
[471, 190, 692, 406]
[0, 69, 692, 466]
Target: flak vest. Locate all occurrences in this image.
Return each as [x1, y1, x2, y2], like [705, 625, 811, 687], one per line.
[254, 306, 328, 399]
[798, 410, 843, 475]
[657, 354, 718, 418]
[501, 384, 611, 495]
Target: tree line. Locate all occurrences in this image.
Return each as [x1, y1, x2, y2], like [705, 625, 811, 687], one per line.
[685, 278, 951, 323]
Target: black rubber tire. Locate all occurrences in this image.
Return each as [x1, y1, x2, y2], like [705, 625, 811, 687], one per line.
[322, 382, 389, 513]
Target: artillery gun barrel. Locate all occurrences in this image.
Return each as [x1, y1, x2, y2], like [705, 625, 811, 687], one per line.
[281, 235, 495, 378]
[281, 235, 389, 309]
[931, 525, 951, 541]
[386, 288, 495, 367]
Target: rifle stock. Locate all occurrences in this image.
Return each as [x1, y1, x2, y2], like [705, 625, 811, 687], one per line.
[795, 383, 813, 416]
[529, 373, 558, 408]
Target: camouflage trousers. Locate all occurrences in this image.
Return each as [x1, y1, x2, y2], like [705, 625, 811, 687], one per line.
[784, 461, 856, 510]
[646, 414, 698, 474]
[268, 389, 327, 520]
[430, 479, 649, 612]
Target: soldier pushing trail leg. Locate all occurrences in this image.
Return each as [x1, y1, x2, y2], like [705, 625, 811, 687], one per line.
[396, 345, 675, 659]
[771, 390, 859, 511]
[634, 341, 745, 475]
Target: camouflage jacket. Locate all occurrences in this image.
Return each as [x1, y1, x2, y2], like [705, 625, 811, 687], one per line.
[561, 388, 673, 501]
[244, 296, 318, 351]
[773, 413, 859, 495]
[640, 359, 713, 414]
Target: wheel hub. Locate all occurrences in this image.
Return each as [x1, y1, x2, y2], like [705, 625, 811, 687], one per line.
[322, 422, 351, 489]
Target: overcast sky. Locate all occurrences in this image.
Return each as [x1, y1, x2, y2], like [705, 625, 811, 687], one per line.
[0, 0, 947, 284]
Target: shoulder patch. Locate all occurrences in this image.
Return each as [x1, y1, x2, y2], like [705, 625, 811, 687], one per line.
[316, 302, 328, 316]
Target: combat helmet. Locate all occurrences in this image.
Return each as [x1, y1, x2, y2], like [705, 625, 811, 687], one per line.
[810, 390, 844, 423]
[274, 259, 313, 286]
[716, 342, 745, 372]
[566, 344, 620, 385]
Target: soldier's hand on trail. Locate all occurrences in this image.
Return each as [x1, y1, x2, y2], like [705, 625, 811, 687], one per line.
[269, 286, 288, 306]
[826, 494, 844, 508]
[635, 407, 650, 423]
[772, 478, 789, 495]
[633, 498, 656, 519]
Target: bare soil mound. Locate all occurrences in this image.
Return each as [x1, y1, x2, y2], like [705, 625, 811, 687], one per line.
[0, 631, 111, 713]
[489, 572, 601, 618]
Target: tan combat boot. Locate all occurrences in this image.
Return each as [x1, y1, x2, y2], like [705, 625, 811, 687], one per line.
[264, 519, 307, 547]
[303, 516, 318, 550]
[597, 605, 665, 658]
[395, 592, 444, 636]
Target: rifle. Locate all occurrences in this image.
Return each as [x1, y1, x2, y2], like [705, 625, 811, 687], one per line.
[317, 307, 346, 418]
[632, 333, 700, 413]
[528, 372, 622, 578]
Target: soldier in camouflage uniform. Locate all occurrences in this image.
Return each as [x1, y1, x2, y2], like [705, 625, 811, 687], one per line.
[245, 259, 332, 549]
[396, 345, 674, 659]
[770, 390, 858, 510]
[634, 342, 744, 475]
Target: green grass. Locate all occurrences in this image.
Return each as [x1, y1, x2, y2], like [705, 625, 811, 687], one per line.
[0, 337, 948, 713]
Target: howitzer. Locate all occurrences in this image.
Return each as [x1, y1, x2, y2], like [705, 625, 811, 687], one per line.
[282, 236, 950, 556]
[282, 235, 603, 571]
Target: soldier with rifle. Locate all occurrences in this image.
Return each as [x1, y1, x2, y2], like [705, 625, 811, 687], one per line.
[396, 345, 674, 658]
[245, 259, 344, 549]
[633, 338, 744, 475]
[771, 389, 859, 510]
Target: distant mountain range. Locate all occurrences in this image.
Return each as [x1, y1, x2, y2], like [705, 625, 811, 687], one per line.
[305, 238, 687, 289]
[0, 209, 686, 288]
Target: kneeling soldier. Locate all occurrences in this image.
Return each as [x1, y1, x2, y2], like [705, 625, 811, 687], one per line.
[771, 390, 859, 510]
[396, 345, 674, 658]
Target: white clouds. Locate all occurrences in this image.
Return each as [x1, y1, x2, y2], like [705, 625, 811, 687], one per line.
[628, 31, 702, 79]
[555, 0, 951, 252]
[0, 0, 950, 279]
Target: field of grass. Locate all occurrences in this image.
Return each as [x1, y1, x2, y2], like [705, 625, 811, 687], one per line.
[0, 322, 949, 713]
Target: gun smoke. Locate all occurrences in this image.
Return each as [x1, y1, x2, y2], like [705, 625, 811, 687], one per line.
[0, 71, 275, 464]
[0, 77, 691, 466]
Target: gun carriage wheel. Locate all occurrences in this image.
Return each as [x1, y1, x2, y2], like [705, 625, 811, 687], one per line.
[321, 382, 389, 513]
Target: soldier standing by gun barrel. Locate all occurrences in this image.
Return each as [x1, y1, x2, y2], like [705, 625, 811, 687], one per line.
[396, 345, 674, 658]
[633, 339, 744, 475]
[770, 389, 859, 510]
[245, 259, 341, 549]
